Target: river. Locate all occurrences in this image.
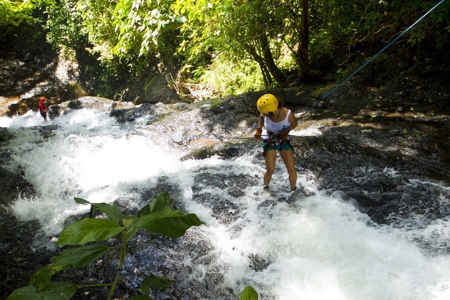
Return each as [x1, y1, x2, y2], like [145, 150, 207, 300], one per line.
[1, 99, 449, 300]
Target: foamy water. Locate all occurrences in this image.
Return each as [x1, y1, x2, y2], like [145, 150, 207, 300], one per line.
[1, 108, 449, 299]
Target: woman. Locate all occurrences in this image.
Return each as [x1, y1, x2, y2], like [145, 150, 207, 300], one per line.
[254, 94, 298, 191]
[38, 97, 47, 122]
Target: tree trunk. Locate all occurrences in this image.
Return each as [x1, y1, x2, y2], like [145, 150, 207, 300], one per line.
[259, 34, 287, 83]
[244, 43, 273, 87]
[297, 0, 322, 78]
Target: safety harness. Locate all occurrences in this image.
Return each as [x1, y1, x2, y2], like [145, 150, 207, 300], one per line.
[262, 132, 294, 157]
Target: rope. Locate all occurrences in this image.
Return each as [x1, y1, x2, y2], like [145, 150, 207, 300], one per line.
[179, 1, 446, 143]
[296, 0, 447, 120]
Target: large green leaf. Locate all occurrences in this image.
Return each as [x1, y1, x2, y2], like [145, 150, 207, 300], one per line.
[141, 274, 173, 295]
[7, 282, 78, 300]
[129, 296, 154, 300]
[53, 245, 110, 269]
[56, 218, 125, 246]
[74, 197, 90, 205]
[92, 203, 122, 223]
[138, 192, 172, 216]
[121, 215, 140, 240]
[133, 210, 203, 238]
[74, 197, 122, 223]
[29, 265, 58, 291]
[122, 215, 137, 227]
[240, 286, 258, 300]
[137, 204, 152, 217]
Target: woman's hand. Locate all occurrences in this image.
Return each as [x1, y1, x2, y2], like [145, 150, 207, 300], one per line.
[254, 128, 262, 139]
[280, 129, 290, 140]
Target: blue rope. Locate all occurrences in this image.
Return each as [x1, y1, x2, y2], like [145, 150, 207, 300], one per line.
[297, 0, 447, 120]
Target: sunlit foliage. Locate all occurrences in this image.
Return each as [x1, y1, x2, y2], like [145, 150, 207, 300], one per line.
[1, 0, 449, 97]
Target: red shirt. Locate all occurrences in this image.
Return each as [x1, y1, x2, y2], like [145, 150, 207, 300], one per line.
[38, 101, 46, 111]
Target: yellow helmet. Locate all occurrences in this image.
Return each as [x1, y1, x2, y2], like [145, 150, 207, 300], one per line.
[256, 94, 278, 114]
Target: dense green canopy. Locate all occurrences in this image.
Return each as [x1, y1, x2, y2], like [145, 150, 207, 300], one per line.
[1, 0, 449, 98]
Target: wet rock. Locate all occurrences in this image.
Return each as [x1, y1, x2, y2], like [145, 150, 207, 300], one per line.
[110, 103, 156, 122]
[248, 254, 271, 272]
[180, 147, 214, 161]
[0, 127, 12, 142]
[216, 147, 239, 158]
[0, 168, 42, 299]
[133, 73, 181, 105]
[0, 217, 52, 299]
[294, 114, 450, 226]
[0, 53, 56, 97]
[67, 99, 82, 109]
[180, 144, 245, 161]
[0, 169, 36, 206]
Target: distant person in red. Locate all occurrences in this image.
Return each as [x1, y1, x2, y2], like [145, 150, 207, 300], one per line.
[38, 97, 47, 122]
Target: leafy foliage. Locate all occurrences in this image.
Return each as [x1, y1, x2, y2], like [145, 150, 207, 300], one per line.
[7, 192, 203, 300]
[3, 0, 450, 98]
[56, 218, 125, 245]
[8, 282, 78, 300]
[197, 54, 265, 97]
[0, 0, 53, 48]
[45, 0, 86, 48]
[173, 0, 289, 85]
[240, 285, 259, 300]
[173, 0, 449, 87]
[0, 0, 51, 28]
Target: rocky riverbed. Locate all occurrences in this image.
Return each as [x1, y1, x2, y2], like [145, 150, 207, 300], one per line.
[1, 87, 449, 298]
[1, 42, 450, 298]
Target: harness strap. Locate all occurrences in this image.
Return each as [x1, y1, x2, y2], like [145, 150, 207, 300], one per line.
[262, 138, 294, 157]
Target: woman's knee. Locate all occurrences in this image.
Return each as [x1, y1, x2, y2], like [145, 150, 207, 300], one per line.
[287, 167, 296, 175]
[265, 167, 275, 176]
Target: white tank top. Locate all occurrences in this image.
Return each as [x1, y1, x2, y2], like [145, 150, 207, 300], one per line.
[264, 109, 292, 134]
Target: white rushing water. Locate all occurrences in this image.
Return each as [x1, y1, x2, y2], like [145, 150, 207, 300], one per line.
[1, 108, 450, 300]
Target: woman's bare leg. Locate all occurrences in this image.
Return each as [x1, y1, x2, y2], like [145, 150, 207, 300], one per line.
[280, 149, 297, 190]
[264, 150, 277, 187]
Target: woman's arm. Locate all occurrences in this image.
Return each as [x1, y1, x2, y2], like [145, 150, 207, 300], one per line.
[254, 114, 265, 139]
[288, 111, 298, 130]
[257, 113, 265, 129]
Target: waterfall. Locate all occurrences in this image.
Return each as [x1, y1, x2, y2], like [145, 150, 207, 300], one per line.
[1, 105, 449, 300]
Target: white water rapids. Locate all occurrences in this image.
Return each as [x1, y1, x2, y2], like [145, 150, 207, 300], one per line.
[1, 107, 450, 300]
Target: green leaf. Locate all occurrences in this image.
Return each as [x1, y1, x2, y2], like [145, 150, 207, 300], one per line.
[138, 205, 153, 217]
[29, 265, 58, 291]
[122, 215, 140, 240]
[7, 282, 78, 300]
[56, 218, 125, 246]
[133, 210, 203, 238]
[240, 286, 258, 300]
[92, 203, 122, 223]
[53, 245, 110, 269]
[138, 192, 172, 216]
[129, 295, 154, 300]
[74, 197, 90, 205]
[74, 198, 122, 223]
[141, 274, 173, 295]
[122, 216, 135, 227]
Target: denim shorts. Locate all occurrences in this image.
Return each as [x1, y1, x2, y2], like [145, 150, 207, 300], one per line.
[262, 139, 294, 158]
[262, 142, 292, 151]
